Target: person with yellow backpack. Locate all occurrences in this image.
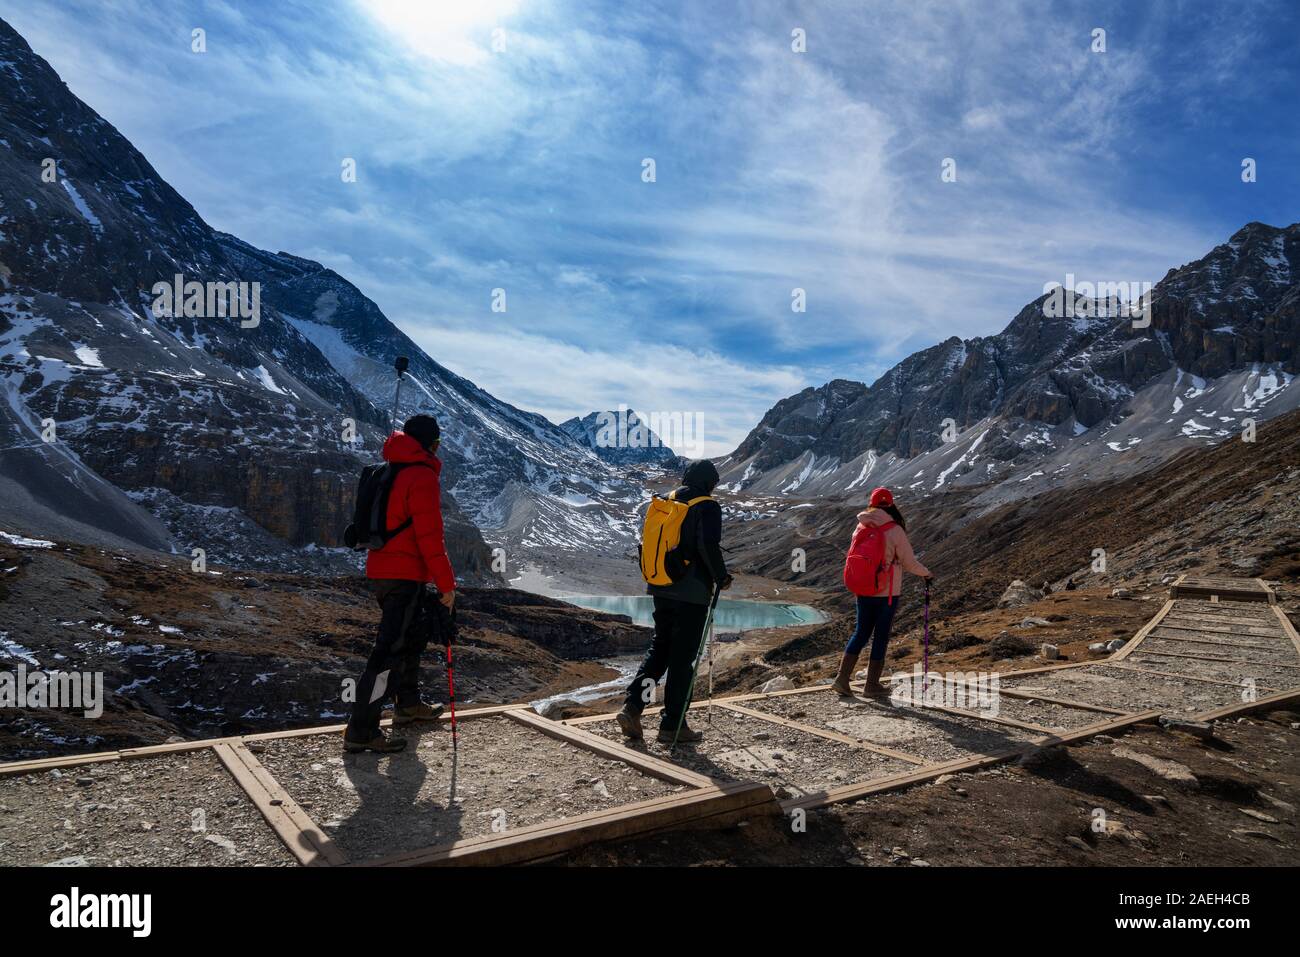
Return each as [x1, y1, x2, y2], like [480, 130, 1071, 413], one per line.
[618, 459, 732, 744]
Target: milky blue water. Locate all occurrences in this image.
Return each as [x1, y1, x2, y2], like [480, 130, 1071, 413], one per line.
[562, 594, 824, 632]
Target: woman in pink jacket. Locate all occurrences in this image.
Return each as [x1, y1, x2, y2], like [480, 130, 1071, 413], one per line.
[832, 487, 932, 696]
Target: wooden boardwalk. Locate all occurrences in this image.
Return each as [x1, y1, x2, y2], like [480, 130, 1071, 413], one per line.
[1168, 574, 1276, 604]
[1, 577, 1296, 866]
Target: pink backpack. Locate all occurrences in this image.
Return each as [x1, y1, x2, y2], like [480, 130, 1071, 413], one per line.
[843, 520, 896, 601]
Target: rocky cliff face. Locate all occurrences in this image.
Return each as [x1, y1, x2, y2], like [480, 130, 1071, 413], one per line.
[722, 222, 1299, 502]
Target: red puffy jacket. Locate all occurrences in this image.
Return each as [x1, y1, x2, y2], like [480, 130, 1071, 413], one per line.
[364, 431, 456, 593]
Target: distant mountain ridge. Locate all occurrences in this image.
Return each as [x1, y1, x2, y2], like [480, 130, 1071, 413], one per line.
[721, 221, 1299, 505]
[559, 408, 682, 467]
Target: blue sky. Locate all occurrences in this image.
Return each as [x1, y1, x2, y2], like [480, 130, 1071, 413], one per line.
[4, 0, 1298, 455]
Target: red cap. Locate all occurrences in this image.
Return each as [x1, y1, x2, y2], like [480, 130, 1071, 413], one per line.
[869, 487, 894, 508]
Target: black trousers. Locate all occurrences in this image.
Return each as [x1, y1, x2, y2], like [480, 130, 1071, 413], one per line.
[345, 580, 434, 741]
[623, 596, 709, 731]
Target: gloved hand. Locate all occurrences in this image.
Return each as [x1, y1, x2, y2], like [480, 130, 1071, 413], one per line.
[720, 574, 734, 591]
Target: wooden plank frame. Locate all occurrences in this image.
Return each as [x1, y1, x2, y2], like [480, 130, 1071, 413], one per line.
[1129, 649, 1300, 670]
[212, 741, 346, 867]
[988, 688, 1128, 715]
[711, 700, 927, 765]
[564, 661, 1100, 728]
[1158, 619, 1285, 636]
[1192, 687, 1300, 722]
[1110, 599, 1174, 661]
[1271, 604, 1300, 658]
[0, 702, 523, 777]
[562, 679, 857, 726]
[1105, 661, 1278, 692]
[1164, 612, 1278, 627]
[1169, 574, 1276, 604]
[1150, 632, 1290, 652]
[504, 709, 720, 788]
[362, 781, 778, 867]
[909, 672, 1130, 715]
[874, 694, 1057, 736]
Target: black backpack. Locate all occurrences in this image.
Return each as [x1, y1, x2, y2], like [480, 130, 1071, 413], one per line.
[343, 462, 431, 551]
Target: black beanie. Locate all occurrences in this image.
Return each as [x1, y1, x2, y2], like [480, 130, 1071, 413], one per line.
[403, 414, 441, 450]
[682, 459, 719, 493]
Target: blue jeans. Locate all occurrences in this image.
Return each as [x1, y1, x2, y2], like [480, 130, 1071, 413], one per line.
[846, 595, 899, 660]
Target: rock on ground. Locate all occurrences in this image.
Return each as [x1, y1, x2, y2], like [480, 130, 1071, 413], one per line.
[1111, 746, 1199, 787]
[998, 580, 1044, 608]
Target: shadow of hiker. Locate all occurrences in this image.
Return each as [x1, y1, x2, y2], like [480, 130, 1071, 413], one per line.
[1015, 747, 1163, 815]
[333, 721, 465, 863]
[868, 690, 1034, 757]
[607, 720, 741, 785]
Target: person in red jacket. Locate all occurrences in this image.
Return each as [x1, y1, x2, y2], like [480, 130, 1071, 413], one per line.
[344, 415, 456, 753]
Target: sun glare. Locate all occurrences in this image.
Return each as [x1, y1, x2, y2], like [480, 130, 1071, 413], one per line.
[358, 0, 523, 65]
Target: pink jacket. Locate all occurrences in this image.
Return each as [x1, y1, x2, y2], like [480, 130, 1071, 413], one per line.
[855, 507, 931, 598]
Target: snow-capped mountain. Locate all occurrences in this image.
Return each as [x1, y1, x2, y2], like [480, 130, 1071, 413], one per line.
[215, 235, 645, 556]
[720, 221, 1300, 505]
[559, 408, 682, 467]
[0, 18, 634, 573]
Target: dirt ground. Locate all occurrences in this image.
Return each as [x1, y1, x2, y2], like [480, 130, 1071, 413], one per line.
[559, 707, 1300, 866]
[0, 749, 297, 866]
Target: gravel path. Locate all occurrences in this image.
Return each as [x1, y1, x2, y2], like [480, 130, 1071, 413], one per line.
[0, 750, 296, 866]
[975, 693, 1113, 731]
[744, 692, 1041, 762]
[253, 716, 679, 863]
[1148, 631, 1298, 663]
[581, 705, 915, 799]
[1000, 665, 1245, 715]
[1125, 650, 1292, 686]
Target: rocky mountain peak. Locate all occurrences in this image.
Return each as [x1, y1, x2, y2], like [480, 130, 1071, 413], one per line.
[720, 221, 1299, 502]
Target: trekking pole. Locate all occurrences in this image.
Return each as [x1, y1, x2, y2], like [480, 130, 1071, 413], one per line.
[438, 596, 459, 748]
[391, 356, 409, 431]
[922, 577, 931, 700]
[670, 584, 720, 751]
[708, 634, 715, 727]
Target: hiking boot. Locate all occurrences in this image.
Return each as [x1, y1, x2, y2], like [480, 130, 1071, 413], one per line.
[861, 658, 888, 696]
[343, 731, 407, 754]
[616, 708, 643, 741]
[831, 652, 860, 695]
[657, 723, 703, 744]
[393, 701, 445, 725]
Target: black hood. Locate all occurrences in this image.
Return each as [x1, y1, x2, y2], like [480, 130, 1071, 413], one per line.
[682, 459, 720, 494]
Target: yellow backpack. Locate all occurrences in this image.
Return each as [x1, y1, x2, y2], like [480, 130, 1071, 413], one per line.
[639, 492, 712, 585]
